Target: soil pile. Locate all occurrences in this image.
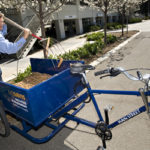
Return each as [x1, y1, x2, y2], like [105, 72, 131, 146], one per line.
[13, 72, 51, 89]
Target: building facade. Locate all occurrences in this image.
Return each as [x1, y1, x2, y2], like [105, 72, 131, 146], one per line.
[49, 0, 118, 39]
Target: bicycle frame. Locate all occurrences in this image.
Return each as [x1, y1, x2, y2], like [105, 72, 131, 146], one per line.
[64, 73, 150, 130]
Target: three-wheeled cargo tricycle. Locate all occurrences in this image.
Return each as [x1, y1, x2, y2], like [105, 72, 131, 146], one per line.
[0, 58, 150, 150]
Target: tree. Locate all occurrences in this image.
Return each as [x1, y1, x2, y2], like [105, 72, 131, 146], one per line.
[116, 0, 147, 36]
[0, 0, 68, 58]
[88, 0, 117, 45]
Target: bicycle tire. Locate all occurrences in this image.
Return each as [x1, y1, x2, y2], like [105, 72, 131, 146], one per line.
[0, 102, 10, 137]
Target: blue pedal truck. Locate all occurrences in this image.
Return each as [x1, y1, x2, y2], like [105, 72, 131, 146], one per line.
[0, 58, 150, 150]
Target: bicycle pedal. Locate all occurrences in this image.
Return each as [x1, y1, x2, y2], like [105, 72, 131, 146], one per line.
[104, 104, 114, 112]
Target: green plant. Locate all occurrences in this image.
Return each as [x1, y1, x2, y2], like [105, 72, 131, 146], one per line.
[14, 66, 32, 83]
[83, 42, 98, 55]
[107, 34, 117, 44]
[86, 32, 104, 41]
[78, 47, 90, 58]
[129, 18, 142, 23]
[107, 22, 125, 30]
[143, 16, 150, 20]
[48, 54, 56, 59]
[95, 40, 104, 51]
[89, 25, 101, 32]
[60, 50, 80, 60]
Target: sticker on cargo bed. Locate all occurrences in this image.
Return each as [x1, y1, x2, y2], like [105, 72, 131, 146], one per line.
[11, 97, 28, 112]
[9, 91, 26, 101]
[8, 91, 28, 112]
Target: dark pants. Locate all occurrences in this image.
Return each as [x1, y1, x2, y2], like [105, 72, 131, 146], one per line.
[0, 68, 2, 81]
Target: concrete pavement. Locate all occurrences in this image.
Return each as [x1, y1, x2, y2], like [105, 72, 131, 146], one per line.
[0, 20, 150, 150]
[70, 31, 150, 150]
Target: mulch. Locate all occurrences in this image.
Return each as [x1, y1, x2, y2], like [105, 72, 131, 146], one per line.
[10, 72, 51, 89]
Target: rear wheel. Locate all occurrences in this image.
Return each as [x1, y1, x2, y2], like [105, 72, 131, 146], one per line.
[0, 102, 10, 137]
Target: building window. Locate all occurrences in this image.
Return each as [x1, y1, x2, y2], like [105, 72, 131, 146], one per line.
[96, 17, 103, 26]
[112, 16, 117, 22]
[82, 18, 92, 32]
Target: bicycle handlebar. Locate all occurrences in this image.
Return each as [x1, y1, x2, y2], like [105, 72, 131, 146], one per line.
[95, 68, 121, 78]
[95, 69, 110, 76]
[95, 67, 150, 82]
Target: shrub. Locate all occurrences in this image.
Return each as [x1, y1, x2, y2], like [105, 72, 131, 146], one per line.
[129, 18, 142, 23]
[143, 16, 150, 20]
[58, 33, 116, 60]
[77, 47, 90, 59]
[86, 32, 104, 41]
[107, 22, 125, 30]
[107, 34, 117, 44]
[95, 39, 105, 51]
[89, 25, 101, 32]
[83, 43, 98, 55]
[61, 51, 79, 60]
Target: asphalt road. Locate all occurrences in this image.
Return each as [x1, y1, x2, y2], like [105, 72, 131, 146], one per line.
[0, 21, 150, 150]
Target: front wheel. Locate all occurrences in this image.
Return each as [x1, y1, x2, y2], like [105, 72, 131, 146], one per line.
[0, 102, 10, 137]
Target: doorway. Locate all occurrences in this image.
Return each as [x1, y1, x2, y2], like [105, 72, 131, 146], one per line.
[64, 19, 76, 37]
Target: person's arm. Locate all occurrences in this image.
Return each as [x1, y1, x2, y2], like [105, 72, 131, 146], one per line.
[1, 24, 7, 36]
[0, 28, 30, 54]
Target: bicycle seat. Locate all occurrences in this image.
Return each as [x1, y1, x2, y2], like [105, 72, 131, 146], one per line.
[70, 63, 95, 74]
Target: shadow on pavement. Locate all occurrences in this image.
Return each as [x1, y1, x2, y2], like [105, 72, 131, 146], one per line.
[0, 125, 77, 150]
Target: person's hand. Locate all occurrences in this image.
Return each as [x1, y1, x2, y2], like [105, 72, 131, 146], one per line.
[23, 28, 30, 39]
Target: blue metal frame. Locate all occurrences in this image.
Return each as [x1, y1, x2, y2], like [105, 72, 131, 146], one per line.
[63, 83, 150, 130]
[7, 77, 150, 143]
[10, 103, 85, 144]
[1, 58, 149, 144]
[6, 82, 150, 143]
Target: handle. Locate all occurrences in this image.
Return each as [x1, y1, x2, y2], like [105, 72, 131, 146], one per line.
[31, 33, 42, 40]
[57, 57, 63, 68]
[5, 17, 25, 31]
[95, 69, 110, 76]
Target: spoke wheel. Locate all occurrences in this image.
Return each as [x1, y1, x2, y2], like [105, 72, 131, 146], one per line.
[0, 102, 10, 137]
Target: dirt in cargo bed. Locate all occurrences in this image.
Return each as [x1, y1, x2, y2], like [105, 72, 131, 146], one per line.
[9, 72, 51, 89]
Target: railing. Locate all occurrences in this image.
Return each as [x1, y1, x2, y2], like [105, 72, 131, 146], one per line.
[16, 14, 40, 58]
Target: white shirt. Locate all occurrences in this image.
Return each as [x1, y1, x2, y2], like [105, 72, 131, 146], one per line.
[0, 24, 26, 54]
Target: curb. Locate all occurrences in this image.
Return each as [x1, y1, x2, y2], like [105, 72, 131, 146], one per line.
[89, 31, 141, 67]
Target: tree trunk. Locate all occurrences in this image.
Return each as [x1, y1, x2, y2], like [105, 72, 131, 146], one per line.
[38, 0, 48, 59]
[104, 10, 107, 45]
[121, 5, 125, 37]
[121, 13, 124, 36]
[126, 15, 128, 34]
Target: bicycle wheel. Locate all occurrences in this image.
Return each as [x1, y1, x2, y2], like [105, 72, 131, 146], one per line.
[0, 102, 10, 137]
